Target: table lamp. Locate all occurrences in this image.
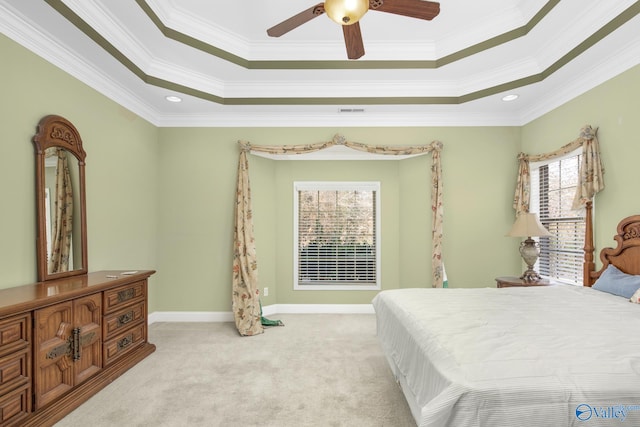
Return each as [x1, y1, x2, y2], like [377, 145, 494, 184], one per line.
[507, 213, 552, 282]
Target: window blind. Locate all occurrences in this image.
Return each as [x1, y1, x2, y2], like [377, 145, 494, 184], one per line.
[536, 154, 585, 285]
[296, 184, 377, 286]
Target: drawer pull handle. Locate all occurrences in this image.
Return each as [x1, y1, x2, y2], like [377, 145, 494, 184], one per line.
[117, 288, 135, 303]
[46, 328, 96, 361]
[117, 312, 134, 326]
[118, 334, 133, 350]
[79, 331, 97, 347]
[72, 328, 81, 361]
[46, 322, 73, 360]
[46, 338, 72, 360]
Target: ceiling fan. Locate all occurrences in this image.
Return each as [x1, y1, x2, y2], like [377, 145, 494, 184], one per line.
[267, 0, 440, 60]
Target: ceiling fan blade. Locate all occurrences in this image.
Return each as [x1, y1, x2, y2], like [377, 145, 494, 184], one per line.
[342, 23, 365, 60]
[373, 0, 440, 21]
[267, 3, 326, 37]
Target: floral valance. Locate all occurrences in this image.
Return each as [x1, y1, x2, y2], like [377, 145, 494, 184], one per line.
[238, 133, 440, 157]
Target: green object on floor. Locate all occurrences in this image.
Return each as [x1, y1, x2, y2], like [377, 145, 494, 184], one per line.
[260, 300, 284, 327]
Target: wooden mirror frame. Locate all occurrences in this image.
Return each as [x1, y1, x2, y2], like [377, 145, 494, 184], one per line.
[32, 115, 88, 281]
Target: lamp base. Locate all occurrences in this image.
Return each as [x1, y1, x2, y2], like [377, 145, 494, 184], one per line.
[519, 237, 542, 283]
[520, 269, 542, 283]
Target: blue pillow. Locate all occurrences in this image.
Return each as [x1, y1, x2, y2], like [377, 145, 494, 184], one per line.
[592, 264, 640, 298]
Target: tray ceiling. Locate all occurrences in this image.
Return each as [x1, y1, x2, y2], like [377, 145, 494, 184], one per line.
[1, 0, 639, 126]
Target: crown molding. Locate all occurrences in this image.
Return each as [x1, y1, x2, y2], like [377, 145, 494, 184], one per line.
[152, 109, 524, 128]
[519, 27, 640, 125]
[0, 1, 160, 124]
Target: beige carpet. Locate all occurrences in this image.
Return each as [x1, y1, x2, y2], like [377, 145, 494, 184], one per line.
[54, 314, 416, 427]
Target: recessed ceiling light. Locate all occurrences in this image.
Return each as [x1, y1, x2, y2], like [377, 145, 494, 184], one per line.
[165, 95, 182, 103]
[502, 94, 519, 102]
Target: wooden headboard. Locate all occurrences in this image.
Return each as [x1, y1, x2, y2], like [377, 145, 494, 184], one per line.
[583, 202, 640, 286]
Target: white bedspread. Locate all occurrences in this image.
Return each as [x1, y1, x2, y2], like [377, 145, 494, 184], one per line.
[372, 285, 640, 427]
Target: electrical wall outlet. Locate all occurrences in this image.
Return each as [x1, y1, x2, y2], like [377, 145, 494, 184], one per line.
[263, 287, 269, 296]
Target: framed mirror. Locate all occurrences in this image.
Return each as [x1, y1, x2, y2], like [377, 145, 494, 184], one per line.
[32, 115, 88, 282]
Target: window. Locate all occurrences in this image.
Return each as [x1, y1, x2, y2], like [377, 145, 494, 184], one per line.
[530, 151, 585, 285]
[293, 182, 380, 290]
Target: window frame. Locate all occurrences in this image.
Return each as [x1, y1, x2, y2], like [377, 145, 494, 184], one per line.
[530, 148, 586, 286]
[293, 181, 381, 291]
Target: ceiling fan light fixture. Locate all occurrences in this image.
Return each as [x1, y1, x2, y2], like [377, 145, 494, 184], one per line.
[324, 0, 369, 25]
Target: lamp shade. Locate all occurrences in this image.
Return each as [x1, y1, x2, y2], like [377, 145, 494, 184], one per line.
[324, 0, 369, 25]
[507, 213, 552, 238]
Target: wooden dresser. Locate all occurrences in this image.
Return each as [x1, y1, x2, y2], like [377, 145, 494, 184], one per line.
[0, 270, 155, 427]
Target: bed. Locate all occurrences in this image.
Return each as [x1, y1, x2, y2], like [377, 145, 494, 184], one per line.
[373, 206, 640, 427]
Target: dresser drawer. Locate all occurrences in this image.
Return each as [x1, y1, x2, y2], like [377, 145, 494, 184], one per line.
[103, 301, 146, 340]
[103, 281, 146, 314]
[0, 383, 30, 425]
[0, 314, 30, 357]
[0, 351, 29, 397]
[103, 322, 146, 366]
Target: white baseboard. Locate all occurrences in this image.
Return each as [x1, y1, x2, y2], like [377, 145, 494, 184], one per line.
[262, 304, 374, 315]
[148, 304, 374, 324]
[148, 311, 234, 324]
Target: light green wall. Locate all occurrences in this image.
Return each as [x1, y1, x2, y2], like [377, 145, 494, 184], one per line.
[154, 128, 240, 311]
[521, 65, 640, 268]
[156, 127, 521, 310]
[3, 32, 639, 314]
[0, 35, 160, 308]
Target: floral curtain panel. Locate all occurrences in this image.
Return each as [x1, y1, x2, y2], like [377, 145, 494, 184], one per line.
[512, 125, 604, 216]
[232, 150, 263, 336]
[232, 135, 445, 336]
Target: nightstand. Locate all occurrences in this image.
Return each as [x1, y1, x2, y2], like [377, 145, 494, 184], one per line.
[495, 276, 554, 288]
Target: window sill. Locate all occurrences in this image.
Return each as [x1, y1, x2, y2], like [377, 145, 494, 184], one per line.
[294, 283, 380, 291]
